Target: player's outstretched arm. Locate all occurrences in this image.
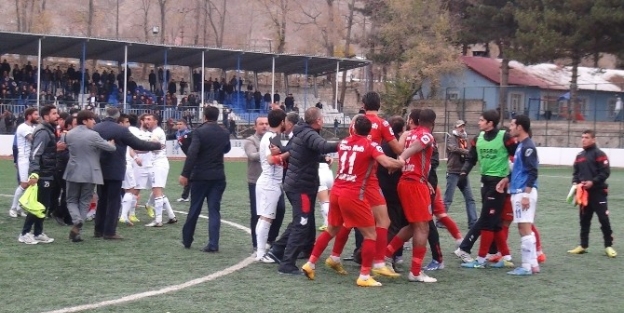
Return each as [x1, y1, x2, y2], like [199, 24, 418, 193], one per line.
[375, 154, 405, 170]
[400, 141, 424, 160]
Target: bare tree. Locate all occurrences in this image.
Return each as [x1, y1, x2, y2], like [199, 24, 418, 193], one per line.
[205, 0, 228, 47]
[158, 0, 167, 43]
[15, 0, 39, 32]
[194, 0, 201, 45]
[339, 0, 357, 108]
[293, 0, 338, 56]
[257, 0, 290, 53]
[140, 0, 153, 41]
[87, 0, 95, 37]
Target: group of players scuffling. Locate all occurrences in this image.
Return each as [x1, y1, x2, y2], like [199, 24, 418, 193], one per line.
[252, 92, 616, 287]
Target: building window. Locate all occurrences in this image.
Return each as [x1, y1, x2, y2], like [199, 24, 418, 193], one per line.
[447, 90, 460, 100]
[608, 98, 618, 118]
[509, 92, 524, 114]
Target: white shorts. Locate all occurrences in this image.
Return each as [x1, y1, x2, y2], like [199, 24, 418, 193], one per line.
[150, 165, 169, 188]
[511, 189, 538, 224]
[134, 167, 152, 190]
[255, 183, 283, 219]
[17, 158, 30, 183]
[121, 161, 136, 190]
[318, 164, 334, 192]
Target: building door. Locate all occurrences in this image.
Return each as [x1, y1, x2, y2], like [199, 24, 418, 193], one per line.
[508, 92, 525, 117]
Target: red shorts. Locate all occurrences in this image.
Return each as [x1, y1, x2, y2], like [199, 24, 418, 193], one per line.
[432, 187, 445, 216]
[502, 194, 513, 222]
[364, 178, 386, 207]
[397, 180, 432, 223]
[328, 192, 375, 228]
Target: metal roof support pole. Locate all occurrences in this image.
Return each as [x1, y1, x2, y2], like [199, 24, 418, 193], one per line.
[237, 54, 241, 108]
[36, 37, 42, 110]
[304, 57, 309, 109]
[123, 44, 128, 111]
[271, 56, 276, 108]
[313, 75, 318, 98]
[201, 50, 205, 107]
[163, 49, 168, 118]
[81, 41, 86, 108]
[335, 61, 339, 111]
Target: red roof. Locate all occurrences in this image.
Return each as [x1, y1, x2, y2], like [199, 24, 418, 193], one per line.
[460, 56, 552, 89]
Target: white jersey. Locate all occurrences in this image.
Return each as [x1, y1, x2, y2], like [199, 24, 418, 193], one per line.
[15, 123, 35, 160]
[257, 130, 283, 184]
[150, 127, 168, 166]
[136, 128, 154, 169]
[126, 126, 140, 163]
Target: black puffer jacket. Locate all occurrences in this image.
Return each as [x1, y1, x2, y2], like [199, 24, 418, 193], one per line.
[283, 124, 338, 194]
[30, 122, 57, 180]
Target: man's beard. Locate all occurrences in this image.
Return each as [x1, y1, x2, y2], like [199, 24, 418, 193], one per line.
[31, 119, 39, 125]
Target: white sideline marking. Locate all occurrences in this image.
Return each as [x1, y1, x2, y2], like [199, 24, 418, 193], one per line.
[41, 210, 254, 313]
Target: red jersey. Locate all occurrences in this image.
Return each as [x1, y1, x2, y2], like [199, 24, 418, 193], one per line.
[365, 113, 395, 145]
[400, 127, 434, 182]
[333, 135, 385, 196]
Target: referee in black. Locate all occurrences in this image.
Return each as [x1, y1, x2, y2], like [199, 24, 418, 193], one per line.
[567, 129, 616, 257]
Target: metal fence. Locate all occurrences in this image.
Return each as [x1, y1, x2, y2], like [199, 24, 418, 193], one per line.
[445, 109, 624, 149]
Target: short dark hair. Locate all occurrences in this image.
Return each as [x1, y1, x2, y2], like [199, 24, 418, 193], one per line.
[513, 114, 531, 133]
[482, 109, 499, 126]
[362, 92, 381, 111]
[40, 105, 56, 118]
[419, 109, 436, 125]
[77, 110, 96, 125]
[24, 107, 37, 119]
[118, 113, 129, 124]
[286, 112, 299, 125]
[177, 119, 187, 125]
[354, 115, 372, 136]
[409, 109, 421, 126]
[59, 112, 69, 120]
[582, 129, 596, 138]
[128, 114, 138, 127]
[268, 109, 287, 128]
[64, 115, 74, 129]
[388, 116, 405, 135]
[69, 108, 80, 115]
[204, 106, 220, 121]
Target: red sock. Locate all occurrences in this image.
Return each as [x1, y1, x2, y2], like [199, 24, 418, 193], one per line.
[478, 230, 495, 258]
[502, 225, 510, 241]
[532, 224, 542, 251]
[309, 231, 334, 264]
[374, 227, 388, 263]
[360, 238, 376, 276]
[439, 216, 462, 240]
[494, 230, 510, 257]
[331, 227, 351, 257]
[410, 246, 427, 276]
[386, 236, 405, 259]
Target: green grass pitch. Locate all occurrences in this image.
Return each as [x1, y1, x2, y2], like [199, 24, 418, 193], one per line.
[0, 160, 623, 313]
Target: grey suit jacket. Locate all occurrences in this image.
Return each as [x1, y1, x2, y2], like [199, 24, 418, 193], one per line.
[63, 125, 116, 184]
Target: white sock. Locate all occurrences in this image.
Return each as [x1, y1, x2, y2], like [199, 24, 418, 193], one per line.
[520, 234, 537, 271]
[129, 194, 138, 215]
[120, 192, 133, 220]
[163, 196, 176, 219]
[320, 201, 329, 226]
[255, 218, 271, 257]
[11, 186, 25, 210]
[154, 196, 164, 223]
[147, 193, 155, 206]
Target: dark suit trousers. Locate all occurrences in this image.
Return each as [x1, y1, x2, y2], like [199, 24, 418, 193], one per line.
[22, 178, 54, 236]
[274, 191, 316, 273]
[182, 179, 227, 250]
[96, 180, 123, 236]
